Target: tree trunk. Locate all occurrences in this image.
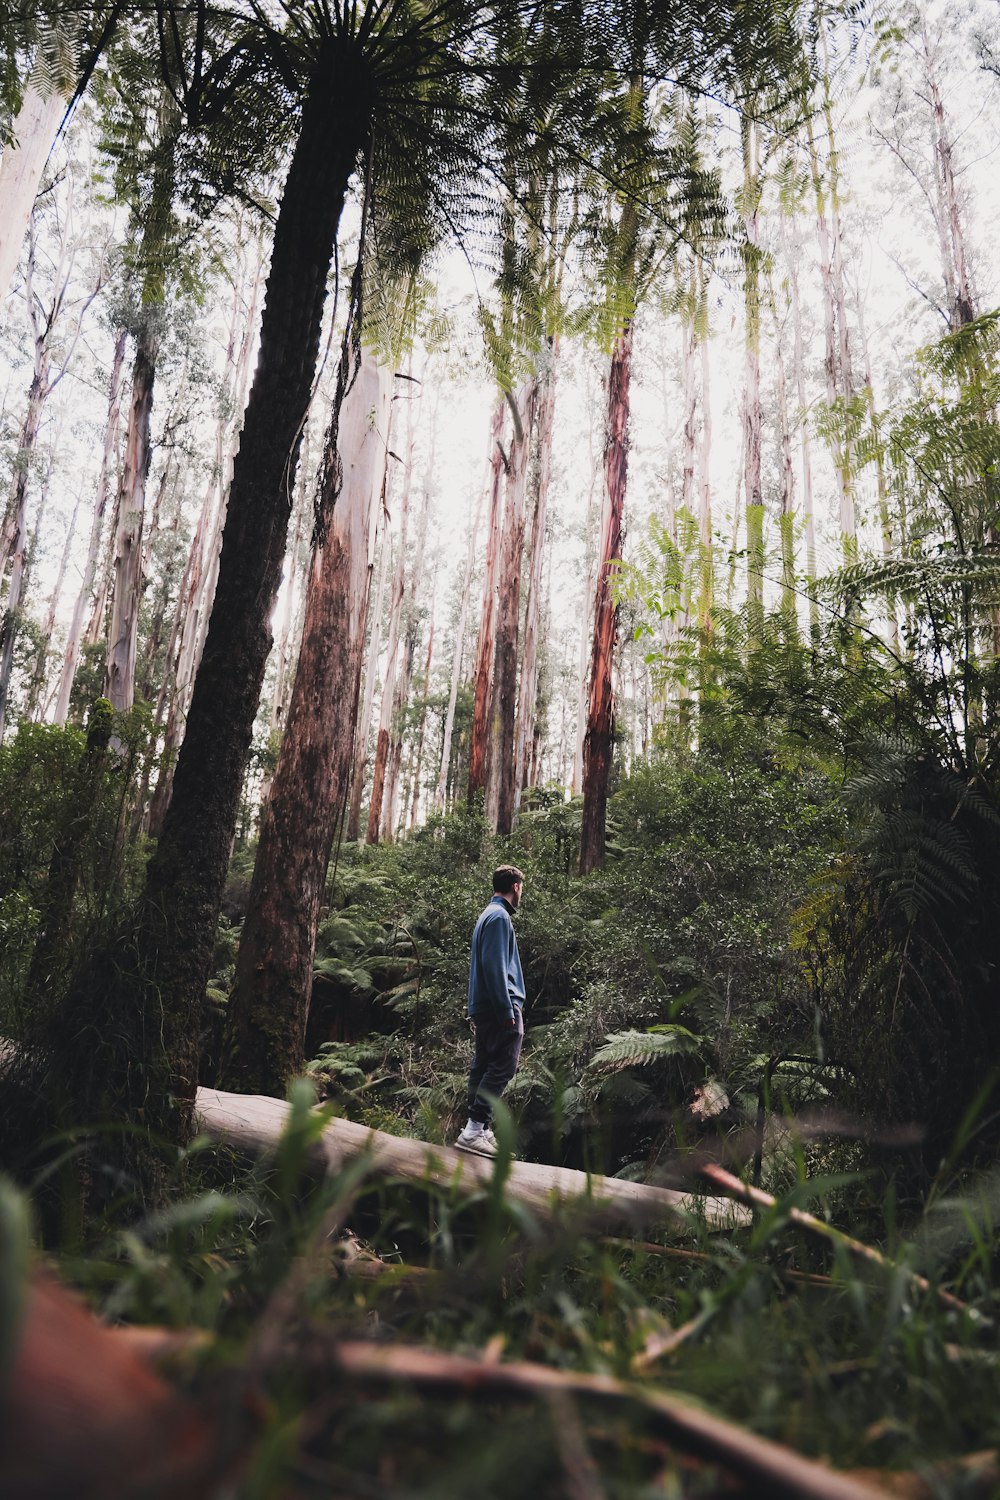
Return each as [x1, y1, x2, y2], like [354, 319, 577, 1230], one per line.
[381, 457, 431, 842]
[27, 484, 83, 718]
[580, 316, 632, 876]
[53, 327, 127, 724]
[347, 520, 389, 840]
[126, 50, 372, 1138]
[366, 384, 412, 845]
[0, 77, 64, 305]
[433, 482, 482, 815]
[406, 607, 434, 831]
[696, 273, 714, 644]
[0, 352, 49, 738]
[491, 380, 534, 836]
[772, 295, 797, 639]
[786, 216, 819, 644]
[515, 344, 557, 801]
[145, 234, 265, 835]
[467, 400, 506, 808]
[104, 320, 158, 712]
[222, 350, 388, 1096]
[805, 108, 854, 561]
[741, 117, 765, 639]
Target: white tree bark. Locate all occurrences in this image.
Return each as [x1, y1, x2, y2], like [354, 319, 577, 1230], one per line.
[0, 80, 65, 306]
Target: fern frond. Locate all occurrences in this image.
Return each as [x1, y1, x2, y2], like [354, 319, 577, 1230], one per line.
[587, 1026, 703, 1074]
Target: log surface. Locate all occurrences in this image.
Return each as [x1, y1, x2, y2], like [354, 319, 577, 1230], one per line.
[194, 1087, 748, 1231]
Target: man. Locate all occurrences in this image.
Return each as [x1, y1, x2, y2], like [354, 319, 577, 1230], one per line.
[454, 865, 526, 1157]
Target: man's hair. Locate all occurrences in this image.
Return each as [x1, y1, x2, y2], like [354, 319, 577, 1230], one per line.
[492, 864, 524, 894]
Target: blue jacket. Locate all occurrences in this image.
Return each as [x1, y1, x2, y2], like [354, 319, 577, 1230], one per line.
[466, 894, 525, 1021]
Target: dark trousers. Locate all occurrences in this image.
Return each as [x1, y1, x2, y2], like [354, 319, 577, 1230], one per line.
[467, 1007, 524, 1125]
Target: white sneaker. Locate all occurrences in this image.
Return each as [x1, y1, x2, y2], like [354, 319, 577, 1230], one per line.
[455, 1123, 498, 1157]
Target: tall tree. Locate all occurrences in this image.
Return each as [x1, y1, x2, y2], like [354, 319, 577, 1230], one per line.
[223, 346, 389, 1096]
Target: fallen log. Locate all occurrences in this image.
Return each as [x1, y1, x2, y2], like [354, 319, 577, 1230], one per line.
[194, 1087, 749, 1233]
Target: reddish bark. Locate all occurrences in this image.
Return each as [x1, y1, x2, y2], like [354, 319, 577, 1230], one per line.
[348, 522, 389, 840]
[223, 352, 388, 1095]
[580, 320, 632, 876]
[132, 48, 372, 1126]
[516, 351, 557, 800]
[467, 399, 506, 808]
[489, 382, 533, 834]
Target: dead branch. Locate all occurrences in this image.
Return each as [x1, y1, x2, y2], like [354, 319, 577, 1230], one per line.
[695, 1163, 975, 1319]
[321, 1339, 891, 1500]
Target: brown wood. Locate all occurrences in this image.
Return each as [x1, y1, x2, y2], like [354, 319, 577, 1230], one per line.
[127, 47, 373, 1137]
[580, 317, 632, 875]
[516, 346, 557, 799]
[492, 380, 534, 834]
[467, 399, 506, 807]
[222, 351, 388, 1096]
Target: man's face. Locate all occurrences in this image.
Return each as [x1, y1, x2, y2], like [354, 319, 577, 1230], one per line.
[509, 879, 523, 910]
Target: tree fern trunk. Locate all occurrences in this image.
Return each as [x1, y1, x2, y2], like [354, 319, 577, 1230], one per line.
[132, 49, 372, 1130]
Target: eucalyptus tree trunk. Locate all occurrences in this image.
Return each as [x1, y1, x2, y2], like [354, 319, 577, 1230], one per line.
[918, 16, 975, 329]
[406, 606, 434, 831]
[127, 50, 373, 1132]
[382, 454, 432, 842]
[53, 327, 127, 724]
[580, 310, 633, 876]
[366, 386, 413, 845]
[222, 350, 388, 1096]
[774, 305, 797, 639]
[515, 347, 556, 800]
[348, 523, 389, 839]
[0, 77, 65, 305]
[490, 380, 534, 835]
[786, 216, 819, 644]
[104, 122, 178, 715]
[573, 422, 602, 795]
[104, 318, 158, 713]
[467, 399, 506, 807]
[741, 116, 765, 639]
[26, 485, 82, 718]
[805, 109, 855, 561]
[696, 275, 714, 643]
[433, 480, 482, 814]
[0, 345, 50, 738]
